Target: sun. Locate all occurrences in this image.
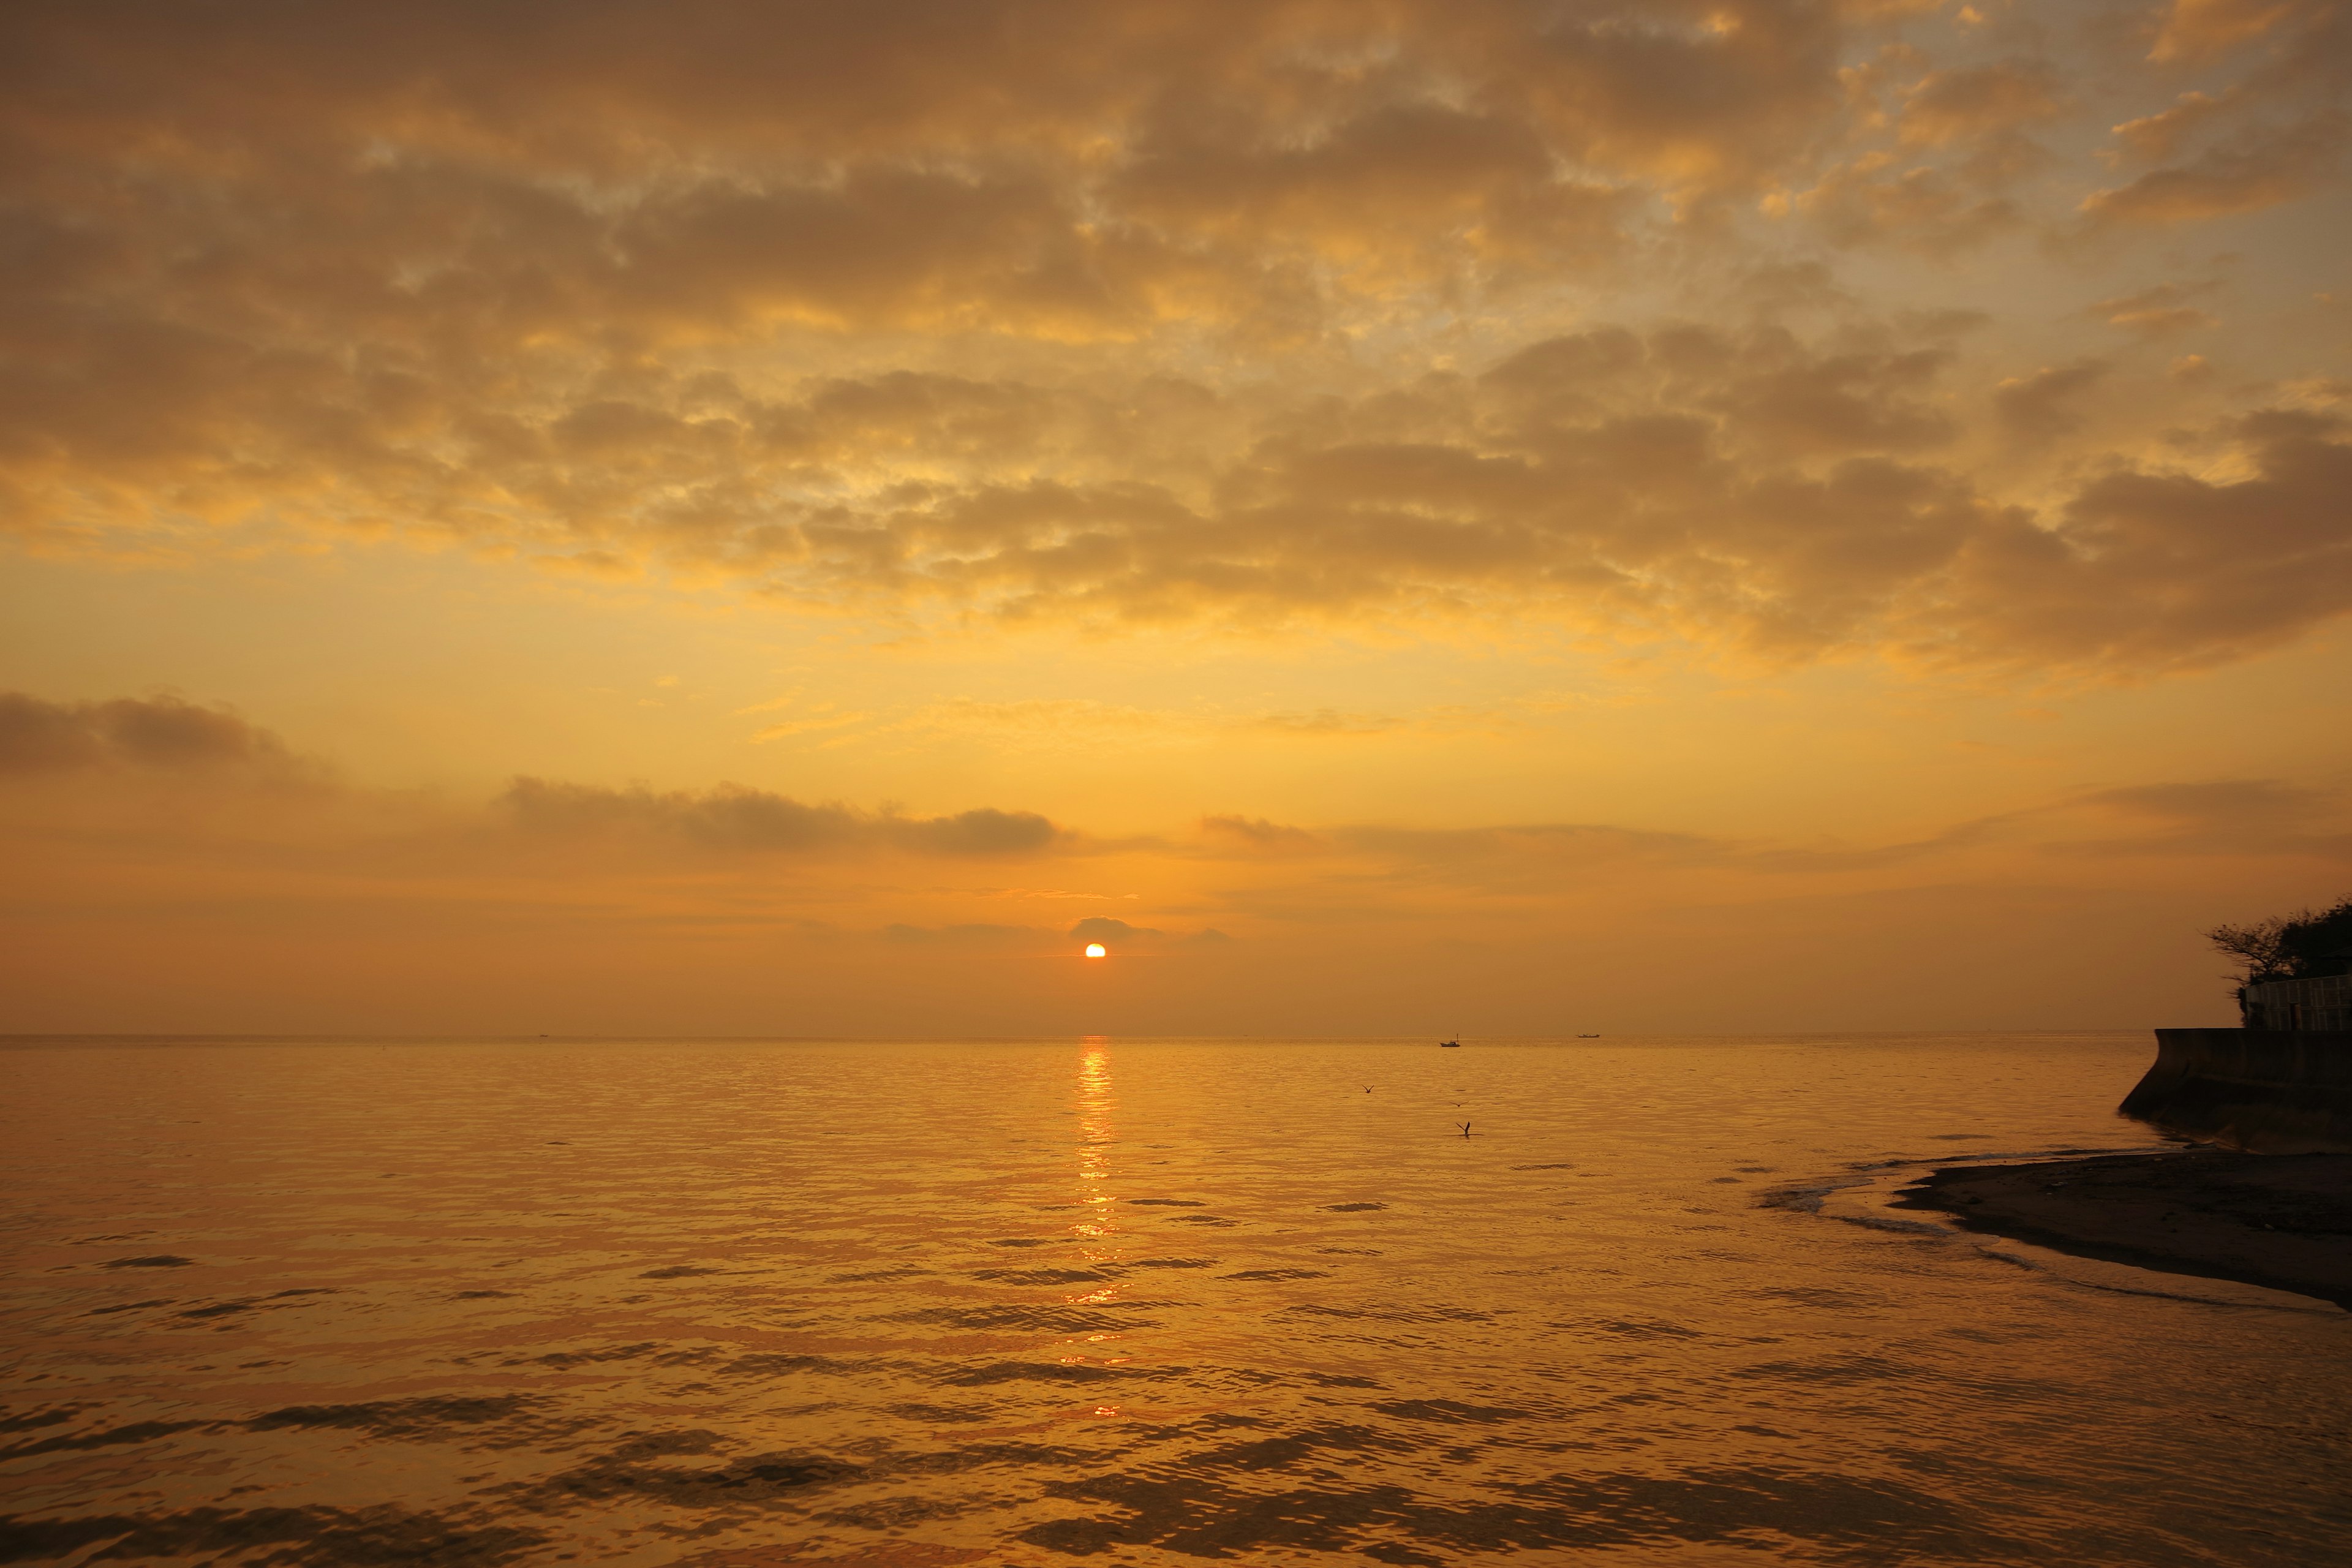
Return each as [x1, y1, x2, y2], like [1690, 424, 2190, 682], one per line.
[1084, 943, 1107, 958]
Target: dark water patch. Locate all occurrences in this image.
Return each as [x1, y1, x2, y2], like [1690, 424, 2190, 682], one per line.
[639, 1265, 723, 1280]
[1371, 1398, 1529, 1427]
[1286, 1303, 1494, 1325]
[985, 1238, 1057, 1249]
[1019, 1469, 1415, 1558]
[1512, 1164, 1577, 1171]
[102, 1255, 192, 1270]
[513, 1434, 859, 1509]
[816, 1493, 972, 1529]
[0, 1504, 543, 1566]
[1018, 1457, 2005, 1562]
[1323, 1202, 1385, 1212]
[1126, 1199, 1207, 1207]
[86, 1298, 173, 1316]
[1167, 1215, 1238, 1227]
[1499, 1464, 2015, 1556]
[1582, 1317, 1705, 1342]
[0, 1408, 75, 1437]
[0, 1419, 211, 1461]
[936, 1361, 1155, 1388]
[829, 1265, 932, 1282]
[1221, 1268, 1329, 1281]
[883, 1402, 995, 1425]
[509, 1342, 658, 1369]
[881, 1304, 1157, 1334]
[1185, 1419, 1413, 1472]
[177, 1300, 255, 1320]
[719, 1353, 872, 1379]
[1128, 1257, 1215, 1269]
[1929, 1134, 1993, 1141]
[247, 1395, 539, 1442]
[1753, 1287, 1868, 1308]
[1729, 1354, 1910, 1387]
[451, 1290, 513, 1300]
[971, 1267, 1118, 1285]
[1757, 1182, 1850, 1215]
[1304, 1373, 1382, 1389]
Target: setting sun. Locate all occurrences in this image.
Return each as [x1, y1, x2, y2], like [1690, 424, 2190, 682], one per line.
[1085, 944, 1107, 959]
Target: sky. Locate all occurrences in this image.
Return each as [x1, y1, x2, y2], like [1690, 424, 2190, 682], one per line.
[2, 0, 2348, 1036]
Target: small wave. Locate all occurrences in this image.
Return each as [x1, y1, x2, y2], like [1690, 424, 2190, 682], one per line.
[508, 1439, 861, 1508]
[1284, 1302, 1494, 1324]
[1370, 1398, 1529, 1425]
[935, 1360, 1155, 1387]
[0, 1417, 210, 1461]
[969, 1267, 1119, 1285]
[0, 1504, 545, 1566]
[247, 1394, 542, 1442]
[880, 1304, 1157, 1333]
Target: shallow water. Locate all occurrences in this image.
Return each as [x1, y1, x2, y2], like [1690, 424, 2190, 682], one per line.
[2, 1033, 2348, 1567]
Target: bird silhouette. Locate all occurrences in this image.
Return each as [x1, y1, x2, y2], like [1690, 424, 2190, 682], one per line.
[1458, 1121, 1472, 1137]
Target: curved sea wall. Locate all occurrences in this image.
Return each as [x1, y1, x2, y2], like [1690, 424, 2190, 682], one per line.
[2122, 1029, 2352, 1152]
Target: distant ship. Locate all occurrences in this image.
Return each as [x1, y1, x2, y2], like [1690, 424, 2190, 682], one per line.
[1439, 1036, 1461, 1048]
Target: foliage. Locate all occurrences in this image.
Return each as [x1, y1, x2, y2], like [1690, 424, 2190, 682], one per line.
[2207, 896, 2352, 988]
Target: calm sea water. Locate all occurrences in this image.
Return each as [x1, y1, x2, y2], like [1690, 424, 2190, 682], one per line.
[3, 1034, 2348, 1567]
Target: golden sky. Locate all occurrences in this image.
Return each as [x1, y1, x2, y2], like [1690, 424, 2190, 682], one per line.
[3, 0, 2348, 1034]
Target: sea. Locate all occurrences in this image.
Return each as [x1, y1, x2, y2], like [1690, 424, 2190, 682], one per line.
[3, 1033, 2348, 1567]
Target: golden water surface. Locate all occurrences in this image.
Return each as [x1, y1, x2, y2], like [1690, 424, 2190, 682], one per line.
[4, 1034, 2348, 1566]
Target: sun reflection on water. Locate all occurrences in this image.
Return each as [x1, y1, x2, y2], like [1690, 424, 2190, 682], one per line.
[1073, 1042, 1117, 1251]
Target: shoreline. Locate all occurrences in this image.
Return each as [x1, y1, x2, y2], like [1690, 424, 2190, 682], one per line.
[1893, 1148, 2352, 1311]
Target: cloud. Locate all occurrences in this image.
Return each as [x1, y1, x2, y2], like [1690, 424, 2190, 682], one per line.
[2147, 0, 2329, 62]
[2079, 121, 2342, 225]
[1199, 815, 1328, 856]
[2109, 92, 2230, 162]
[2058, 779, 2352, 857]
[1, 0, 2348, 688]
[2087, 281, 2218, 337]
[1898, 59, 2064, 148]
[0, 692, 295, 775]
[497, 778, 1061, 858]
[1992, 360, 2109, 439]
[1926, 409, 2352, 672]
[1068, 916, 1229, 948]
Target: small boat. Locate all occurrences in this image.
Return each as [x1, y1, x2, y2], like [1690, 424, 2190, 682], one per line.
[1576, 1033, 1599, 1038]
[1439, 1037, 1461, 1048]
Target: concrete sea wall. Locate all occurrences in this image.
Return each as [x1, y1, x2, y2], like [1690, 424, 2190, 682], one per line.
[2122, 1028, 2352, 1152]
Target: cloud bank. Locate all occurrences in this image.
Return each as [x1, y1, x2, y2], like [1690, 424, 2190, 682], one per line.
[2, 1, 2348, 680]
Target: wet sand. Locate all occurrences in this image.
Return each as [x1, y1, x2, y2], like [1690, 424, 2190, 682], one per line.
[1896, 1149, 2352, 1310]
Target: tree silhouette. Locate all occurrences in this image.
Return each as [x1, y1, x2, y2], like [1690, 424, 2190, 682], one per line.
[2207, 895, 2352, 994]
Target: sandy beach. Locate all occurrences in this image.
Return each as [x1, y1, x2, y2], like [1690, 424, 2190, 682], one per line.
[1896, 1149, 2352, 1310]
